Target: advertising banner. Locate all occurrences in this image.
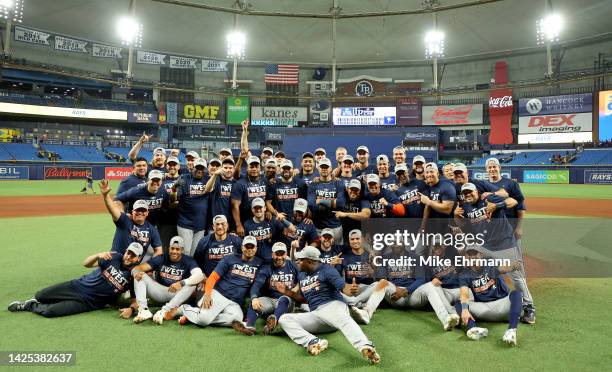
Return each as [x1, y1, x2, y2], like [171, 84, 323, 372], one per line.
[128, 112, 157, 124]
[598, 91, 612, 141]
[202, 59, 228, 72]
[54, 35, 87, 53]
[179, 103, 224, 124]
[397, 97, 421, 126]
[0, 102, 127, 121]
[44, 167, 92, 180]
[470, 170, 511, 181]
[92, 43, 122, 58]
[14, 26, 50, 45]
[523, 170, 569, 184]
[519, 93, 592, 117]
[251, 106, 307, 127]
[104, 167, 133, 180]
[309, 99, 331, 126]
[227, 96, 249, 125]
[422, 104, 483, 125]
[518, 132, 593, 144]
[333, 107, 396, 126]
[136, 51, 166, 65]
[0, 166, 29, 180]
[584, 169, 612, 185]
[169, 56, 197, 69]
[518, 112, 592, 135]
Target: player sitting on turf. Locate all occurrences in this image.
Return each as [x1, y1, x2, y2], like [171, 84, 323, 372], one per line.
[454, 245, 523, 346]
[232, 242, 299, 336]
[130, 236, 204, 324]
[8, 243, 143, 318]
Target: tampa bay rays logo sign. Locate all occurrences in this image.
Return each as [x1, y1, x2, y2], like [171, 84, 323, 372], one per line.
[355, 80, 374, 97]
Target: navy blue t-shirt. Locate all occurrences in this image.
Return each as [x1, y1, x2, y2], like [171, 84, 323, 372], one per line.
[366, 188, 402, 218]
[459, 266, 509, 302]
[193, 234, 243, 276]
[379, 174, 398, 191]
[377, 249, 427, 291]
[340, 196, 370, 235]
[213, 255, 263, 304]
[279, 219, 319, 250]
[244, 218, 285, 263]
[307, 180, 346, 229]
[396, 179, 428, 218]
[429, 248, 461, 289]
[298, 263, 346, 311]
[266, 178, 307, 217]
[111, 213, 161, 256]
[146, 253, 199, 287]
[338, 175, 353, 189]
[295, 171, 318, 186]
[318, 244, 345, 267]
[250, 260, 299, 299]
[340, 249, 375, 285]
[117, 174, 147, 195]
[461, 196, 516, 251]
[177, 174, 210, 231]
[115, 184, 170, 225]
[158, 175, 180, 225]
[209, 177, 235, 228]
[71, 254, 133, 309]
[426, 179, 457, 219]
[486, 177, 526, 226]
[231, 176, 268, 222]
[354, 164, 377, 182]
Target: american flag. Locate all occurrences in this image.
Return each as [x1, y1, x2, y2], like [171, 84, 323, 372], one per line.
[265, 64, 299, 85]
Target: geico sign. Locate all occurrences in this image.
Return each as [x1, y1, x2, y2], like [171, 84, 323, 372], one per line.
[183, 105, 220, 119]
[527, 114, 581, 132]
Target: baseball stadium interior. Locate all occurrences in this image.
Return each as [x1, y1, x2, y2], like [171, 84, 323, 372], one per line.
[1, 0, 611, 370]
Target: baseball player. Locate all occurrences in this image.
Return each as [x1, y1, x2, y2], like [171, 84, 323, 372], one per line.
[333, 179, 371, 239]
[116, 156, 148, 194]
[266, 159, 307, 219]
[131, 236, 204, 323]
[99, 180, 162, 261]
[307, 157, 346, 243]
[114, 169, 173, 226]
[259, 146, 272, 162]
[337, 155, 355, 188]
[81, 174, 95, 195]
[392, 145, 406, 166]
[158, 156, 181, 251]
[232, 242, 299, 336]
[410, 155, 426, 181]
[180, 150, 199, 175]
[333, 147, 348, 176]
[204, 158, 236, 232]
[280, 198, 319, 252]
[314, 147, 327, 164]
[428, 243, 468, 309]
[208, 158, 222, 176]
[354, 145, 376, 182]
[454, 245, 523, 345]
[338, 230, 376, 306]
[442, 163, 455, 181]
[276, 246, 381, 364]
[295, 152, 318, 185]
[375, 154, 398, 191]
[244, 197, 295, 264]
[8, 243, 143, 317]
[193, 215, 243, 277]
[128, 133, 166, 175]
[232, 155, 268, 236]
[364, 174, 405, 218]
[395, 163, 428, 220]
[218, 147, 233, 161]
[274, 150, 286, 165]
[174, 236, 263, 328]
[264, 159, 278, 181]
[175, 158, 211, 256]
[419, 162, 456, 234]
[453, 182, 535, 324]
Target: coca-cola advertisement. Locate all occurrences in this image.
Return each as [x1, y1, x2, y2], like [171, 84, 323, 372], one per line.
[104, 167, 133, 180]
[44, 167, 92, 180]
[488, 61, 514, 145]
[422, 104, 483, 125]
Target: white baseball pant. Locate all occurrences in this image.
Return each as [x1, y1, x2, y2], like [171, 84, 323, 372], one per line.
[178, 289, 242, 327]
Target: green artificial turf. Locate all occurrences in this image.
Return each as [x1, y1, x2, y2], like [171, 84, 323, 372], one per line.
[518, 183, 612, 200]
[0, 180, 121, 197]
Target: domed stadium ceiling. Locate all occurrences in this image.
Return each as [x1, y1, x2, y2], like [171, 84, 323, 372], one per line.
[21, 0, 612, 66]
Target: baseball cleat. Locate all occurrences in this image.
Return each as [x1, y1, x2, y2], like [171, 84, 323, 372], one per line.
[521, 306, 536, 324]
[502, 328, 518, 346]
[443, 314, 460, 331]
[350, 306, 371, 325]
[153, 310, 166, 325]
[178, 315, 189, 325]
[164, 307, 179, 321]
[232, 320, 256, 336]
[466, 327, 489, 341]
[263, 315, 277, 335]
[7, 298, 37, 312]
[360, 345, 381, 365]
[307, 338, 328, 356]
[133, 308, 153, 323]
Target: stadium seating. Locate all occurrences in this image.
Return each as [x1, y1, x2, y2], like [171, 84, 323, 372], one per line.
[0, 143, 40, 161]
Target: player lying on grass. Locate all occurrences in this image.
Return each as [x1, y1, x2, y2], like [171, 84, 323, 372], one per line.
[8, 243, 143, 318]
[454, 245, 523, 346]
[276, 246, 381, 365]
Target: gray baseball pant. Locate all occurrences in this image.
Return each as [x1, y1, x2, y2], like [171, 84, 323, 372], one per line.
[177, 226, 205, 257]
[134, 275, 196, 311]
[482, 245, 533, 307]
[178, 289, 242, 327]
[466, 296, 511, 322]
[384, 282, 456, 325]
[256, 296, 294, 316]
[278, 300, 373, 350]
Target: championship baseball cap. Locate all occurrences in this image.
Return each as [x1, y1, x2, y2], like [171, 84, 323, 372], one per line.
[348, 179, 362, 190]
[153, 147, 165, 155]
[194, 158, 207, 168]
[376, 154, 389, 164]
[272, 242, 287, 253]
[219, 148, 232, 156]
[412, 155, 426, 164]
[262, 147, 274, 155]
[126, 242, 144, 257]
[265, 159, 277, 167]
[133, 200, 149, 211]
[314, 147, 326, 155]
[186, 151, 199, 159]
[453, 163, 468, 173]
[321, 228, 334, 237]
[293, 198, 308, 213]
[356, 145, 369, 153]
[242, 235, 257, 247]
[302, 152, 314, 159]
[461, 183, 478, 193]
[274, 151, 286, 158]
[425, 162, 438, 171]
[393, 145, 405, 153]
[247, 156, 261, 165]
[295, 246, 321, 261]
[251, 197, 265, 209]
[213, 215, 228, 224]
[170, 236, 184, 248]
[342, 154, 354, 163]
[166, 156, 180, 165]
[209, 158, 221, 166]
[395, 163, 408, 174]
[348, 229, 362, 238]
[222, 157, 235, 165]
[318, 157, 332, 167]
[280, 159, 293, 169]
[366, 173, 380, 184]
[148, 169, 163, 180]
[486, 157, 500, 166]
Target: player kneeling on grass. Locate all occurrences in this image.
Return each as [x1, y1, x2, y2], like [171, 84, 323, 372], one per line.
[454, 245, 523, 346]
[8, 243, 143, 318]
[232, 242, 299, 336]
[276, 246, 381, 365]
[171, 236, 263, 327]
[130, 236, 204, 324]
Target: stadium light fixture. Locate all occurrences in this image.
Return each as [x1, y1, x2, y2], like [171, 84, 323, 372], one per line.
[424, 30, 445, 59]
[0, 0, 24, 23]
[117, 16, 142, 48]
[226, 31, 246, 60]
[536, 13, 562, 46]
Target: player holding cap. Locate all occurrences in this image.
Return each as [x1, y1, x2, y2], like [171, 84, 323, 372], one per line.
[232, 155, 268, 237]
[175, 236, 263, 328]
[114, 169, 174, 226]
[334, 179, 371, 241]
[375, 154, 398, 191]
[280, 198, 319, 253]
[307, 157, 346, 243]
[392, 146, 406, 166]
[411, 155, 426, 181]
[244, 198, 295, 264]
[364, 174, 404, 218]
[193, 215, 243, 277]
[295, 152, 318, 185]
[8, 243, 143, 317]
[116, 157, 148, 194]
[277, 246, 381, 364]
[233, 242, 299, 336]
[204, 157, 236, 232]
[338, 155, 355, 188]
[131, 236, 203, 323]
[266, 159, 307, 220]
[419, 162, 456, 234]
[354, 145, 376, 181]
[455, 245, 523, 345]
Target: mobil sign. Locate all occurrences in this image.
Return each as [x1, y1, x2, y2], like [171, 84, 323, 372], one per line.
[518, 113, 592, 134]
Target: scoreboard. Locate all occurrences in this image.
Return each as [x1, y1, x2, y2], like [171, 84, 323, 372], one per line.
[332, 107, 396, 126]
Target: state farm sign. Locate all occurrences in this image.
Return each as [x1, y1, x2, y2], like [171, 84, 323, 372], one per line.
[105, 167, 133, 180]
[518, 112, 592, 134]
[422, 104, 483, 125]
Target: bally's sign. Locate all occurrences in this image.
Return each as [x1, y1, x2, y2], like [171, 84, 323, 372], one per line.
[250, 106, 307, 127]
[180, 104, 223, 124]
